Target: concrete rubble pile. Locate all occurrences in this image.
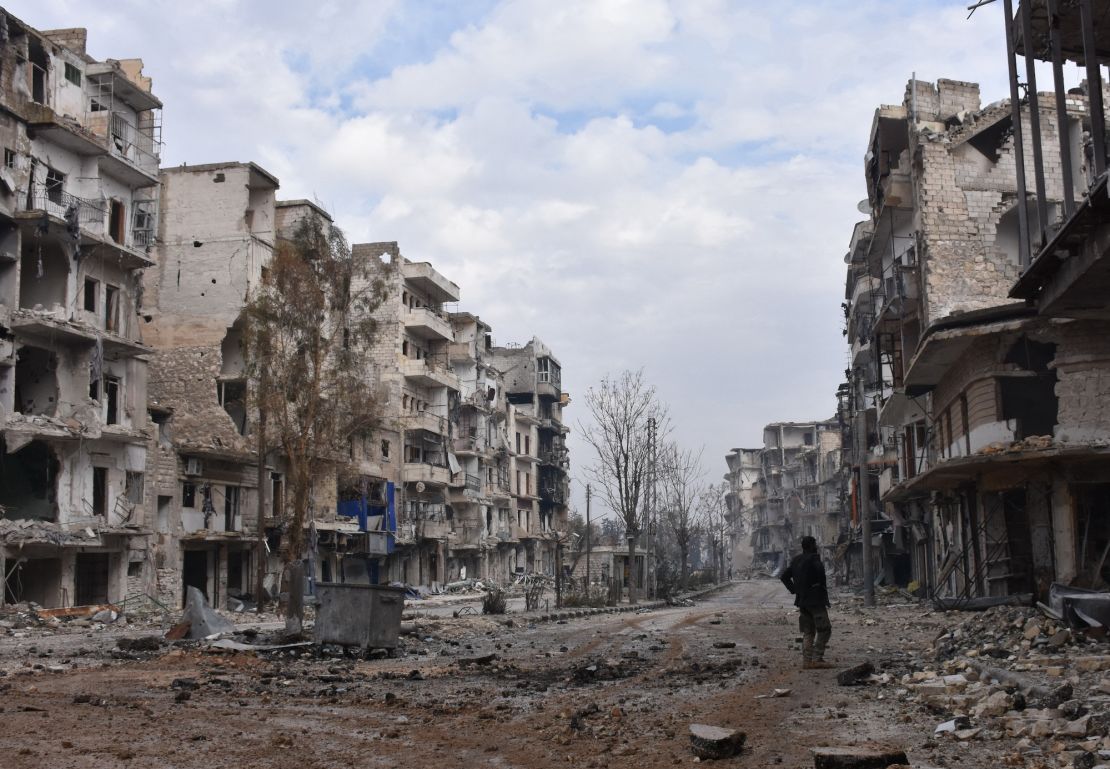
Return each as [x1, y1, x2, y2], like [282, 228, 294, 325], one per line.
[852, 605, 1110, 768]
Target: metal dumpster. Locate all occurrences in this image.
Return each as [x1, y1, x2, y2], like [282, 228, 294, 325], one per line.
[313, 583, 405, 650]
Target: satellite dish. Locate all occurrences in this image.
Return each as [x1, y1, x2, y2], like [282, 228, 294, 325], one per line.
[415, 482, 426, 493]
[857, 199, 870, 214]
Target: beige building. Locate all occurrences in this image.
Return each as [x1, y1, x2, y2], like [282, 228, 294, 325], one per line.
[0, 14, 160, 607]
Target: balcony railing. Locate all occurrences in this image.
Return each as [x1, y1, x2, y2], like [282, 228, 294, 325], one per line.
[23, 183, 105, 226]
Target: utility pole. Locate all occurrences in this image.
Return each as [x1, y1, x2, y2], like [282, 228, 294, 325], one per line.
[585, 484, 592, 591]
[254, 362, 268, 614]
[646, 417, 657, 599]
[861, 462, 874, 607]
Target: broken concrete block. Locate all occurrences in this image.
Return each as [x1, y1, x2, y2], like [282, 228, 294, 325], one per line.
[973, 691, 1013, 718]
[837, 662, 874, 686]
[689, 724, 745, 759]
[811, 746, 909, 768]
[181, 587, 235, 640]
[936, 716, 971, 734]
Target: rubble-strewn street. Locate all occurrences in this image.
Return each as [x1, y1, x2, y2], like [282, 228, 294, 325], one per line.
[4, 580, 1108, 769]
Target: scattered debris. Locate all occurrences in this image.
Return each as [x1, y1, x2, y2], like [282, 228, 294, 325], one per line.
[836, 661, 874, 686]
[810, 746, 909, 768]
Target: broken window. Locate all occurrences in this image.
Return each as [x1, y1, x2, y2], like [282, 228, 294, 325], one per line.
[29, 39, 47, 105]
[0, 439, 58, 520]
[83, 277, 99, 312]
[132, 201, 155, 247]
[104, 376, 120, 425]
[151, 410, 172, 445]
[92, 467, 108, 517]
[104, 284, 120, 332]
[4, 148, 14, 169]
[109, 199, 125, 244]
[999, 337, 1058, 440]
[381, 440, 391, 460]
[271, 472, 284, 518]
[125, 471, 144, 505]
[182, 482, 197, 509]
[90, 98, 107, 112]
[15, 345, 58, 416]
[110, 112, 128, 154]
[224, 485, 240, 531]
[218, 379, 247, 435]
[45, 167, 64, 205]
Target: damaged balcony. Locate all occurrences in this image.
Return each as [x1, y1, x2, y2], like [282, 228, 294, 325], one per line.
[400, 411, 448, 436]
[402, 353, 460, 390]
[404, 304, 453, 341]
[17, 184, 154, 269]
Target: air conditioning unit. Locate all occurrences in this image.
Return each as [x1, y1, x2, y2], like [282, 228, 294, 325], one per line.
[184, 457, 203, 476]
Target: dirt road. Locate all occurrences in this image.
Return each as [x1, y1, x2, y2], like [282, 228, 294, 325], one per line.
[0, 581, 1005, 768]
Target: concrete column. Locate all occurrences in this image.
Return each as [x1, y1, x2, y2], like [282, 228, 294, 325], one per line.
[1050, 478, 1077, 586]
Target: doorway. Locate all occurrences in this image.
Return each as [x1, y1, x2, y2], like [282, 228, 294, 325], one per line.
[75, 553, 110, 605]
[182, 550, 208, 605]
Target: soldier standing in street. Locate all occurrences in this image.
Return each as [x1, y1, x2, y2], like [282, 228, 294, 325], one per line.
[780, 535, 833, 669]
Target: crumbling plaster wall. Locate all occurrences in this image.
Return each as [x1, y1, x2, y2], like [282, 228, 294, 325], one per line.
[1053, 320, 1110, 445]
[147, 345, 250, 455]
[915, 99, 1069, 327]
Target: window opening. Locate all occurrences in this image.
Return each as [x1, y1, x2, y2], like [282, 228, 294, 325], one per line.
[92, 467, 107, 517]
[104, 376, 120, 424]
[109, 200, 125, 244]
[104, 285, 120, 332]
[84, 277, 98, 312]
[125, 471, 144, 505]
[45, 167, 64, 205]
[224, 485, 240, 531]
[64, 62, 81, 86]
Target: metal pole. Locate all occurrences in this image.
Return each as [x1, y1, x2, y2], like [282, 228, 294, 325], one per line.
[585, 484, 591, 590]
[1004, 0, 1033, 269]
[255, 365, 268, 613]
[1048, 0, 1077, 216]
[1020, 0, 1049, 245]
[1080, 0, 1107, 177]
[852, 401, 870, 608]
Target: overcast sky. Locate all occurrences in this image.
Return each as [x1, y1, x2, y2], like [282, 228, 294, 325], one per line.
[20, 0, 1026, 518]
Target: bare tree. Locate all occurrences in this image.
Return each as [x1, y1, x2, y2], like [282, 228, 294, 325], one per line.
[700, 483, 729, 582]
[244, 217, 390, 632]
[579, 370, 669, 603]
[659, 443, 705, 590]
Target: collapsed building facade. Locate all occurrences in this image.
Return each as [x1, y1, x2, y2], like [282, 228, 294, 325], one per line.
[0, 15, 160, 607]
[741, 421, 844, 574]
[839, 5, 1110, 605]
[0, 12, 571, 610]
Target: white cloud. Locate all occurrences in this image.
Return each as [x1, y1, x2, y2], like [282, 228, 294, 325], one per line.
[16, 0, 1019, 516]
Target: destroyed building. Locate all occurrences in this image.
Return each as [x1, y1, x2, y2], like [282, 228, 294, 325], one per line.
[723, 447, 760, 570]
[840, 49, 1110, 603]
[744, 420, 844, 574]
[0, 14, 160, 607]
[486, 339, 571, 580]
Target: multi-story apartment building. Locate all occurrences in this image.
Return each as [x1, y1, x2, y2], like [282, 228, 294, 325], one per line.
[143, 162, 279, 608]
[487, 339, 570, 580]
[840, 56, 1110, 603]
[723, 447, 760, 571]
[0, 15, 160, 607]
[357, 242, 461, 588]
[745, 421, 843, 574]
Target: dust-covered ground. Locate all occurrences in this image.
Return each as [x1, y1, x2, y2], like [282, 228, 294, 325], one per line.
[0, 581, 1056, 768]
